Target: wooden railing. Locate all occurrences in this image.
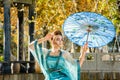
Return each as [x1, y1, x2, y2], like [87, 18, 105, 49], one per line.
[0, 53, 120, 80]
[74, 53, 120, 72]
[0, 61, 35, 74]
[0, 53, 120, 74]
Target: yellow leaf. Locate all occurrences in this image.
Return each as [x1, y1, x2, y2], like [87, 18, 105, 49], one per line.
[35, 7, 40, 12]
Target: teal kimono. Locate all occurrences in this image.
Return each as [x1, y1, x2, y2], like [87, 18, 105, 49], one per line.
[29, 40, 80, 80]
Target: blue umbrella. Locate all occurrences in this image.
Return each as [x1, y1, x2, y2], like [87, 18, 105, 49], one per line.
[63, 12, 116, 48]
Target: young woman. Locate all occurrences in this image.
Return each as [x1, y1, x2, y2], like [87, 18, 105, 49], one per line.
[29, 30, 88, 80]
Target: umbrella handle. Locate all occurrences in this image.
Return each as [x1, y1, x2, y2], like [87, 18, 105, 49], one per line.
[86, 32, 89, 43]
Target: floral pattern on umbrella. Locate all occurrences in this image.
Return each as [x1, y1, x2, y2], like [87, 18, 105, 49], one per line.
[63, 12, 116, 48]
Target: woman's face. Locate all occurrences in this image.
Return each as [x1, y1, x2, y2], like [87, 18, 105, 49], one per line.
[51, 35, 63, 48]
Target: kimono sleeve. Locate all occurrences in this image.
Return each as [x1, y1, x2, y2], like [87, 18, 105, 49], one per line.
[62, 50, 80, 80]
[28, 40, 48, 64]
[29, 40, 50, 80]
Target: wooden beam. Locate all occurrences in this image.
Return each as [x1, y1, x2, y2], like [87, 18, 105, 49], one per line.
[17, 4, 27, 73]
[0, 0, 32, 4]
[28, 2, 35, 73]
[13, 0, 32, 4]
[3, 0, 11, 63]
[3, 0, 11, 74]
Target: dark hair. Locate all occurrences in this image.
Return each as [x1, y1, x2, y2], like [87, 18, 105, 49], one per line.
[51, 30, 62, 40]
[54, 30, 62, 36]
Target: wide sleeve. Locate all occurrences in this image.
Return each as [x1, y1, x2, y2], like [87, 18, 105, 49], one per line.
[62, 50, 80, 80]
[29, 40, 50, 80]
[29, 40, 48, 63]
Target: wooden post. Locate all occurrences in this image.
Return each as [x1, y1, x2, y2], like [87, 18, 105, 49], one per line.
[17, 4, 24, 61]
[28, 0, 35, 73]
[3, 0, 11, 74]
[17, 4, 26, 73]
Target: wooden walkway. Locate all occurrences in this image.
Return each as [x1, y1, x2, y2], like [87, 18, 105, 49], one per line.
[0, 73, 44, 80]
[0, 72, 120, 80]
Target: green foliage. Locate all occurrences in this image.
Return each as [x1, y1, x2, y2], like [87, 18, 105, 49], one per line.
[0, 56, 4, 61]
[87, 54, 94, 60]
[35, 0, 119, 31]
[0, 27, 3, 54]
[0, 0, 119, 58]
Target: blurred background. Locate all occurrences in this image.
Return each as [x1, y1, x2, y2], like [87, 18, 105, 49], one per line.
[0, 0, 120, 80]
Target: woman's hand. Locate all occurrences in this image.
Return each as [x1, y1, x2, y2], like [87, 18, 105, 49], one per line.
[37, 33, 53, 44]
[83, 42, 88, 53]
[29, 33, 53, 50]
[44, 33, 53, 41]
[79, 42, 88, 67]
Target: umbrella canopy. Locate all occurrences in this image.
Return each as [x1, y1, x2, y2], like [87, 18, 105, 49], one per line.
[63, 12, 116, 48]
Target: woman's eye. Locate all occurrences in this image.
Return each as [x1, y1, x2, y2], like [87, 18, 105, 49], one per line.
[56, 38, 60, 40]
[55, 38, 63, 41]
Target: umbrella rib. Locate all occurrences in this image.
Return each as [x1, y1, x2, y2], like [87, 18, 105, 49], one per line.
[95, 30, 114, 40]
[92, 32, 107, 47]
[71, 29, 85, 36]
[98, 35, 108, 46]
[98, 28, 115, 36]
[63, 12, 115, 48]
[90, 34, 100, 46]
[91, 34, 100, 47]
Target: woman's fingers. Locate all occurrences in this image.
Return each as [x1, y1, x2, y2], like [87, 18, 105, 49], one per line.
[83, 42, 88, 52]
[45, 33, 53, 40]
